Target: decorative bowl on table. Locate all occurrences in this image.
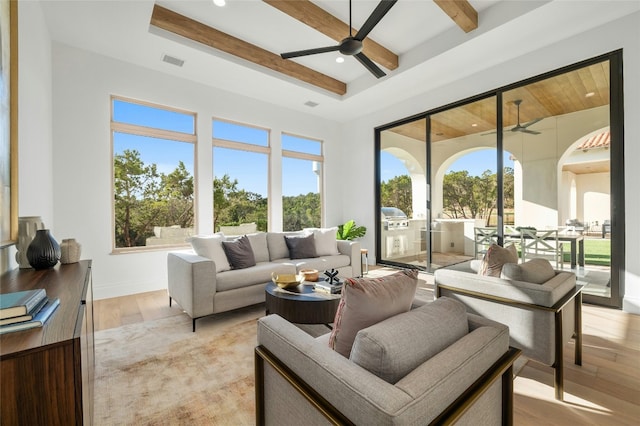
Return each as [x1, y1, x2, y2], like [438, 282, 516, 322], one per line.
[271, 272, 304, 289]
[299, 268, 319, 282]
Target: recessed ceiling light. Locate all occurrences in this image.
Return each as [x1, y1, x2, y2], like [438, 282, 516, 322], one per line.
[213, 0, 226, 7]
[304, 101, 319, 107]
[336, 57, 345, 63]
[585, 92, 595, 97]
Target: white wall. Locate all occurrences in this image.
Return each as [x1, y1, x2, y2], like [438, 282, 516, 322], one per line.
[341, 13, 640, 313]
[0, 1, 54, 274]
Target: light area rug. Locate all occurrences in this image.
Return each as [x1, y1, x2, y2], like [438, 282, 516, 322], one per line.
[94, 304, 265, 426]
[93, 268, 525, 425]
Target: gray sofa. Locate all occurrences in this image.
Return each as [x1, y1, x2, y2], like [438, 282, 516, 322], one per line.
[255, 297, 520, 425]
[434, 260, 582, 400]
[168, 231, 361, 331]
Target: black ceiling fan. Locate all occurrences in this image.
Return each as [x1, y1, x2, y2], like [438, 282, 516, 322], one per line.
[510, 99, 543, 134]
[280, 0, 397, 79]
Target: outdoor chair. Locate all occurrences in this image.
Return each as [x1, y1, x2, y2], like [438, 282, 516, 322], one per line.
[519, 228, 564, 269]
[474, 227, 498, 259]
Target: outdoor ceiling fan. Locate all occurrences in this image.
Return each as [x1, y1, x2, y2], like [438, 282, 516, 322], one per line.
[509, 99, 543, 135]
[482, 99, 543, 136]
[279, 0, 397, 79]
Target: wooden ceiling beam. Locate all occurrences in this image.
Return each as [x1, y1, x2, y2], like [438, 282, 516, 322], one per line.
[263, 0, 399, 71]
[433, 0, 478, 33]
[150, 4, 346, 96]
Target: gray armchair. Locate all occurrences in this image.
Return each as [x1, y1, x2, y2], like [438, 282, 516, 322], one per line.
[255, 297, 520, 425]
[434, 262, 583, 400]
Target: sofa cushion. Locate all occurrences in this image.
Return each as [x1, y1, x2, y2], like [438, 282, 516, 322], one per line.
[350, 297, 469, 383]
[246, 232, 269, 263]
[285, 233, 318, 259]
[329, 269, 418, 358]
[501, 258, 556, 284]
[304, 227, 340, 256]
[189, 234, 231, 272]
[267, 231, 305, 261]
[478, 243, 518, 277]
[222, 235, 256, 270]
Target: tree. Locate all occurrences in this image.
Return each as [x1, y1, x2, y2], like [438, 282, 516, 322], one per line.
[380, 175, 413, 217]
[114, 150, 194, 247]
[213, 174, 268, 232]
[283, 192, 320, 231]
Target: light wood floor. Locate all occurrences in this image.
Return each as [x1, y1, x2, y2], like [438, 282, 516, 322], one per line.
[94, 288, 640, 425]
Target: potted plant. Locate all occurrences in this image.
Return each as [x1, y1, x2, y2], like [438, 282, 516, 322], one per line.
[336, 220, 366, 240]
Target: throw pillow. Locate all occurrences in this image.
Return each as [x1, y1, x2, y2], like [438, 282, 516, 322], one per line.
[266, 231, 304, 260]
[285, 233, 318, 259]
[188, 234, 231, 273]
[478, 243, 518, 277]
[303, 227, 340, 256]
[246, 232, 269, 263]
[501, 258, 556, 284]
[350, 297, 469, 383]
[329, 269, 419, 358]
[221, 235, 256, 270]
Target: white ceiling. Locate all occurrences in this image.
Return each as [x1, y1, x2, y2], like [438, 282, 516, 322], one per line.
[39, 0, 640, 123]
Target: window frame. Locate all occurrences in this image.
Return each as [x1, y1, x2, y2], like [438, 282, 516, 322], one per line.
[110, 95, 197, 253]
[281, 132, 325, 228]
[212, 117, 272, 231]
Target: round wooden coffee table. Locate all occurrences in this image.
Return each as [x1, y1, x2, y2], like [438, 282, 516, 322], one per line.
[265, 282, 341, 325]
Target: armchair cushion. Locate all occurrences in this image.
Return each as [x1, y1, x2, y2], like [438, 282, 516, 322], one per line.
[501, 258, 555, 284]
[478, 243, 518, 277]
[329, 269, 418, 358]
[350, 297, 469, 384]
[188, 234, 231, 272]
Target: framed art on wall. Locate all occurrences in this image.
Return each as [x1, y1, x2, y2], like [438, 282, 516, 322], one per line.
[0, 0, 18, 248]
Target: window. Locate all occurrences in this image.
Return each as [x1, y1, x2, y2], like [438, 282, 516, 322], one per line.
[111, 96, 196, 250]
[282, 133, 323, 231]
[213, 119, 269, 232]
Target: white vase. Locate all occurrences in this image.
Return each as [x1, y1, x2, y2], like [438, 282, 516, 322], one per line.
[60, 238, 82, 264]
[16, 216, 45, 268]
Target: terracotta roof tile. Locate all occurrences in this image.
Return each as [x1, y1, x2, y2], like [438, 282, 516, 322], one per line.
[577, 131, 610, 151]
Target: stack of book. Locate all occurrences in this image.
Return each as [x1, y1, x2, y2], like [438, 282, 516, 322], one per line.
[313, 279, 343, 295]
[0, 289, 60, 335]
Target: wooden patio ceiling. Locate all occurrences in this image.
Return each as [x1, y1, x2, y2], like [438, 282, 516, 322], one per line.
[387, 61, 611, 143]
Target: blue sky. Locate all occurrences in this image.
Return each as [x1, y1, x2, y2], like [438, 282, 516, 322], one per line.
[380, 150, 514, 183]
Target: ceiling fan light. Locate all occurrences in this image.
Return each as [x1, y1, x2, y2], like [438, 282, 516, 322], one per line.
[213, 0, 226, 7]
[339, 38, 363, 56]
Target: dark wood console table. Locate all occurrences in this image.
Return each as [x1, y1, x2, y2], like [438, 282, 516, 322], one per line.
[1, 260, 94, 425]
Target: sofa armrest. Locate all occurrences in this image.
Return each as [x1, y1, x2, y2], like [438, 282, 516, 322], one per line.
[167, 251, 216, 319]
[337, 240, 362, 277]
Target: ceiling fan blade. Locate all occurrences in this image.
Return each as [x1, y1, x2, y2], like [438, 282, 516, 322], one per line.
[354, 52, 386, 78]
[354, 0, 398, 41]
[281, 45, 340, 59]
[522, 117, 543, 128]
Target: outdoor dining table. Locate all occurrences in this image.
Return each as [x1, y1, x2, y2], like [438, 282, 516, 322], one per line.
[505, 230, 585, 269]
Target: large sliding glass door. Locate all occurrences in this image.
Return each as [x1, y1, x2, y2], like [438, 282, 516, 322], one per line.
[376, 51, 623, 307]
[378, 118, 428, 269]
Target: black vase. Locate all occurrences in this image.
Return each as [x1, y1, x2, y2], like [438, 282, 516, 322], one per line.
[27, 229, 61, 270]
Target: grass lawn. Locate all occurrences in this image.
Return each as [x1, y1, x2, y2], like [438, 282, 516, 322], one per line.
[562, 238, 610, 266]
